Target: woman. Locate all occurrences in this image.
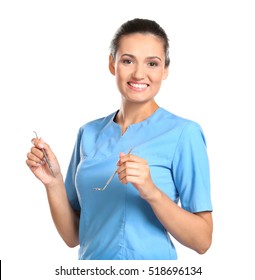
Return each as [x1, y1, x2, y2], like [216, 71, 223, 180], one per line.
[26, 18, 213, 260]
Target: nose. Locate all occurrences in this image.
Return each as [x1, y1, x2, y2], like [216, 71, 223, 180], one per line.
[132, 64, 145, 80]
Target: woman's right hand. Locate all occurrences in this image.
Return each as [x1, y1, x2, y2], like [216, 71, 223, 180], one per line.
[26, 138, 62, 186]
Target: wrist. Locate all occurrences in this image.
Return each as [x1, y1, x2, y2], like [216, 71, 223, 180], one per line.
[44, 173, 64, 190]
[141, 184, 162, 203]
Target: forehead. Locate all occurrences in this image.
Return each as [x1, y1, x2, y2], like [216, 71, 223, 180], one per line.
[117, 33, 165, 55]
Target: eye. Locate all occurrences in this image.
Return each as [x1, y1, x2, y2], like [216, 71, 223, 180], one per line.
[122, 59, 133, 64]
[148, 61, 158, 67]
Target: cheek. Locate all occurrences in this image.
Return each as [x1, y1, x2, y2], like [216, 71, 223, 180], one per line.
[115, 72, 126, 92]
[158, 68, 168, 80]
[150, 72, 165, 84]
[115, 67, 129, 82]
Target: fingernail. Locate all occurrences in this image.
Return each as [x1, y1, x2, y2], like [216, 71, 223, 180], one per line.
[38, 143, 44, 149]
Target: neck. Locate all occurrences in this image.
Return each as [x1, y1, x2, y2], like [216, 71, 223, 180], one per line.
[115, 100, 159, 134]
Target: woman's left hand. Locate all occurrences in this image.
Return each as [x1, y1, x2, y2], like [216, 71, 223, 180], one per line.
[117, 152, 158, 199]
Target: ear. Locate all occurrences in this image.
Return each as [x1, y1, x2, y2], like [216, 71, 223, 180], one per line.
[108, 54, 116, 76]
[163, 66, 169, 80]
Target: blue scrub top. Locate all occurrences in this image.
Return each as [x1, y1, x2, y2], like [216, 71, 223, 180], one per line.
[65, 107, 213, 260]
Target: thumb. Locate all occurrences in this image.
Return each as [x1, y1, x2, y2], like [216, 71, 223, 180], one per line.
[39, 138, 55, 160]
[117, 152, 126, 166]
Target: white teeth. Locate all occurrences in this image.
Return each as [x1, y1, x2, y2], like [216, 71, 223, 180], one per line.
[129, 82, 147, 89]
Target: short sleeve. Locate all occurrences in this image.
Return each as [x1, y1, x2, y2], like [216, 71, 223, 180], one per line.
[64, 128, 82, 212]
[172, 122, 213, 213]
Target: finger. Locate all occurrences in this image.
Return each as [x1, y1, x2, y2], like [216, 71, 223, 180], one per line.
[31, 138, 45, 149]
[118, 161, 145, 181]
[118, 168, 141, 182]
[27, 150, 45, 164]
[31, 138, 55, 161]
[40, 142, 55, 162]
[117, 161, 140, 174]
[119, 174, 145, 186]
[118, 153, 147, 165]
[30, 146, 44, 159]
[26, 158, 43, 168]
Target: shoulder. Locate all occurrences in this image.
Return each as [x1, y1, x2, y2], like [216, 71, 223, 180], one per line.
[159, 107, 203, 132]
[158, 108, 207, 147]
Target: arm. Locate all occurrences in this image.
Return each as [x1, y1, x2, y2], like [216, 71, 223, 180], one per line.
[117, 153, 213, 254]
[26, 138, 79, 247]
[145, 187, 212, 254]
[44, 176, 80, 248]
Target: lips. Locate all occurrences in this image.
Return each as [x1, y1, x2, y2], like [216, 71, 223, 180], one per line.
[128, 82, 149, 90]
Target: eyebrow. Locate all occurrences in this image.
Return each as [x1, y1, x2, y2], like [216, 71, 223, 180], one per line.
[121, 53, 162, 61]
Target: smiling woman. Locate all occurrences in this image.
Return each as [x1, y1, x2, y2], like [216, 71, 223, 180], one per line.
[26, 18, 213, 260]
[109, 33, 168, 116]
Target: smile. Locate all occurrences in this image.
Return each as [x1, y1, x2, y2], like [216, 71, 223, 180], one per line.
[128, 82, 148, 89]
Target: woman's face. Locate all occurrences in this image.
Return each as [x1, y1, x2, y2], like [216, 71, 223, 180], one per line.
[109, 33, 168, 105]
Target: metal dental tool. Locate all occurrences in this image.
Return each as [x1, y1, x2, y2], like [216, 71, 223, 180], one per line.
[33, 131, 55, 177]
[93, 148, 133, 191]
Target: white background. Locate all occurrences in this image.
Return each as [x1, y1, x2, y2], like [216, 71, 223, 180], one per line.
[0, 0, 255, 279]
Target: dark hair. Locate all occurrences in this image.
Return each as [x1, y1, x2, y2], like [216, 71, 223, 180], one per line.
[110, 18, 170, 67]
